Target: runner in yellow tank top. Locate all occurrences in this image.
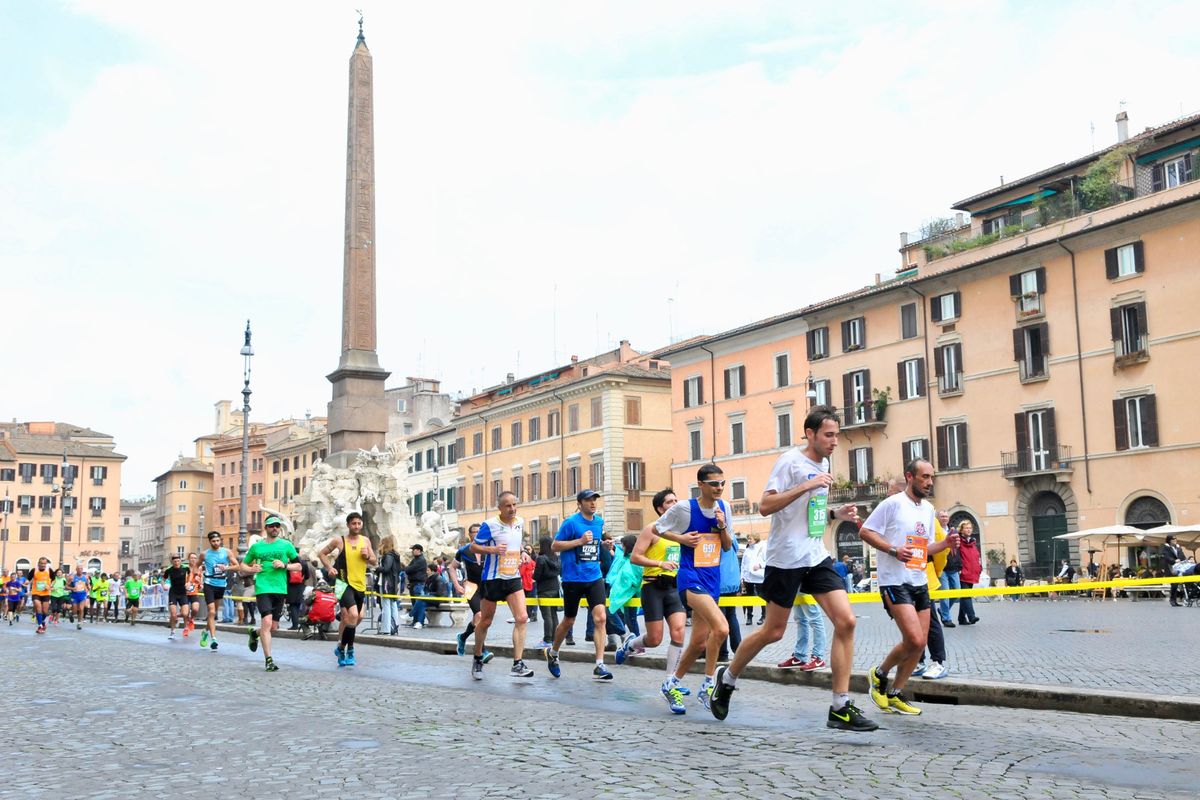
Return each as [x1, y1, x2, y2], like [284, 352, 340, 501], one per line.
[317, 511, 377, 667]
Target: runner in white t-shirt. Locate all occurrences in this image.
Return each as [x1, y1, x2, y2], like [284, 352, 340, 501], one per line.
[470, 491, 535, 681]
[860, 457, 958, 716]
[708, 405, 876, 732]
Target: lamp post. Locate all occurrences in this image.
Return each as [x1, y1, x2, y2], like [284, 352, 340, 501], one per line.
[239, 320, 254, 552]
[1, 489, 10, 570]
[57, 453, 73, 569]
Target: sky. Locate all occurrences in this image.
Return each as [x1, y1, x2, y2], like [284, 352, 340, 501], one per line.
[3, 0, 1198, 496]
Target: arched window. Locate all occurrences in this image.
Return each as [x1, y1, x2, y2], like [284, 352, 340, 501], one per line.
[87, 558, 102, 574]
[15, 558, 31, 574]
[1124, 496, 1170, 529]
[835, 521, 863, 561]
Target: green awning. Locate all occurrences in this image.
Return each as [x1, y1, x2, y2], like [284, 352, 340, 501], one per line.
[1136, 135, 1200, 165]
[976, 188, 1058, 216]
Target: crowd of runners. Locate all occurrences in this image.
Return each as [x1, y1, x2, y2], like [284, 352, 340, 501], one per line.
[11, 404, 966, 733]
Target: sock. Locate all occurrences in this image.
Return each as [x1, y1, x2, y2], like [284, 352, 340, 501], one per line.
[628, 634, 645, 652]
[596, 659, 605, 668]
[345, 627, 356, 647]
[887, 688, 901, 697]
[720, 669, 738, 687]
[703, 673, 714, 684]
[464, 621, 475, 637]
[665, 641, 684, 677]
[550, 649, 559, 657]
[665, 674, 680, 687]
[832, 692, 850, 710]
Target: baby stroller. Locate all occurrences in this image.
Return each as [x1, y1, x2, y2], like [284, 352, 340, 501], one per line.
[301, 582, 338, 640]
[1171, 560, 1200, 607]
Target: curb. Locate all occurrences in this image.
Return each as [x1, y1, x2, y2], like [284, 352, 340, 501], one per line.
[137, 619, 1200, 722]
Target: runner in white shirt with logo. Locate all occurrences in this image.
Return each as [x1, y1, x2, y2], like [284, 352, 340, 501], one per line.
[860, 457, 958, 716]
[470, 491, 534, 681]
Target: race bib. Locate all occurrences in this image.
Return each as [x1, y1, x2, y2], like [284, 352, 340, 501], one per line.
[498, 550, 520, 578]
[35, 581, 47, 592]
[664, 545, 680, 565]
[578, 541, 599, 562]
[334, 579, 348, 600]
[905, 535, 928, 571]
[694, 533, 721, 568]
[807, 493, 828, 538]
[185, 582, 196, 593]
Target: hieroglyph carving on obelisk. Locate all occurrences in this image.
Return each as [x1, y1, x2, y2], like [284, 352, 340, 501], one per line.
[342, 36, 377, 355]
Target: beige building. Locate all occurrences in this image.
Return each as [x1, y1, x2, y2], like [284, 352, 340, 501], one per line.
[663, 110, 1200, 579]
[0, 422, 126, 575]
[265, 420, 328, 525]
[455, 342, 674, 541]
[404, 422, 460, 532]
[150, 457, 214, 566]
[118, 499, 146, 574]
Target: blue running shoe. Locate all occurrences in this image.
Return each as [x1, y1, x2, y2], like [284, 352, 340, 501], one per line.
[593, 664, 614, 681]
[456, 631, 467, 657]
[345, 646, 356, 666]
[545, 648, 561, 678]
[661, 680, 687, 715]
[614, 633, 637, 665]
[335, 645, 346, 667]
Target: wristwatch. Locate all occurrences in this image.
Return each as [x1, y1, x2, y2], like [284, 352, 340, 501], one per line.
[887, 547, 898, 559]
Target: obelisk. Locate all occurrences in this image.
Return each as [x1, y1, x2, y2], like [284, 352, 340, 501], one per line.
[326, 18, 390, 468]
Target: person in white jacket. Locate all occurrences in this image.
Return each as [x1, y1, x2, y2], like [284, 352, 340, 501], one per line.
[740, 533, 766, 625]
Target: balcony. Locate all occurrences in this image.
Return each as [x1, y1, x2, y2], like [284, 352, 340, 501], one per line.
[1018, 358, 1048, 383]
[938, 372, 963, 397]
[830, 482, 889, 505]
[840, 402, 887, 430]
[1114, 334, 1149, 366]
[1001, 444, 1073, 480]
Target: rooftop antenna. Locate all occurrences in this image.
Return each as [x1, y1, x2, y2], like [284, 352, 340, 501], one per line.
[552, 283, 558, 364]
[1089, 121, 1095, 152]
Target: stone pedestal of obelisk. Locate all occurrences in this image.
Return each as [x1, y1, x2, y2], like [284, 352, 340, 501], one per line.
[326, 27, 390, 469]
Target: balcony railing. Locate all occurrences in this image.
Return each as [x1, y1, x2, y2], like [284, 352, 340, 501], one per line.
[1114, 334, 1149, 364]
[938, 372, 963, 396]
[840, 402, 886, 428]
[729, 499, 759, 516]
[1001, 444, 1073, 478]
[1018, 358, 1048, 382]
[830, 482, 889, 505]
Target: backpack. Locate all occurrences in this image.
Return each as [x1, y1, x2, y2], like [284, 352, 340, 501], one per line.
[308, 591, 336, 623]
[288, 567, 304, 585]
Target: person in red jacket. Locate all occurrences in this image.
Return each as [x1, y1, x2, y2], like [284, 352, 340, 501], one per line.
[957, 521, 982, 625]
[519, 548, 538, 623]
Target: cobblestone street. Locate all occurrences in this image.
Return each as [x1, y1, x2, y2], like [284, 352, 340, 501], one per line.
[4, 620, 1197, 798]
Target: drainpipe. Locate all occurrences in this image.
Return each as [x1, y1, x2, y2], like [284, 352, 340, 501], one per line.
[699, 344, 718, 463]
[907, 287, 936, 456]
[1057, 239, 1093, 495]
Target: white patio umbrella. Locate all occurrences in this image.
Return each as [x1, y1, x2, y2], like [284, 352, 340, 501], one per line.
[1052, 525, 1145, 540]
[1142, 524, 1200, 552]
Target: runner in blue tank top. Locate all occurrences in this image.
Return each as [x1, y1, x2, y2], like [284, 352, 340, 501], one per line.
[654, 463, 732, 710]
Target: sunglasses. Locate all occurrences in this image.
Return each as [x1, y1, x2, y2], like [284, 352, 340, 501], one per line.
[266, 524, 281, 529]
[701, 479, 726, 488]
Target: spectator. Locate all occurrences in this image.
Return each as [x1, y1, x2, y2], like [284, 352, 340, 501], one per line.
[716, 536, 742, 663]
[1054, 559, 1076, 584]
[533, 536, 561, 648]
[1004, 559, 1024, 602]
[938, 514, 962, 627]
[833, 554, 853, 594]
[406, 544, 429, 629]
[1161, 535, 1185, 607]
[285, 556, 311, 630]
[957, 520, 982, 625]
[376, 536, 402, 634]
[585, 531, 626, 649]
[520, 548, 538, 624]
[778, 600, 826, 671]
[740, 533, 766, 626]
[613, 534, 642, 637]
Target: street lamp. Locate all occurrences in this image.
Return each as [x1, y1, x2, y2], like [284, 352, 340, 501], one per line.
[56, 453, 72, 569]
[1, 488, 11, 570]
[239, 320, 253, 552]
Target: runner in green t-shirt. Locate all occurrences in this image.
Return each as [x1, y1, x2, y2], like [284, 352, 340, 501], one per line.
[124, 573, 144, 625]
[50, 574, 68, 625]
[90, 574, 109, 623]
[233, 516, 300, 671]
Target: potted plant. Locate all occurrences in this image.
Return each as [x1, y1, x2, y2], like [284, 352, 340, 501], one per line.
[986, 547, 1006, 581]
[872, 387, 892, 421]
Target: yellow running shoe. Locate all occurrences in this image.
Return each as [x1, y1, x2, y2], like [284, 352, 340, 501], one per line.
[868, 666, 890, 711]
[886, 693, 922, 716]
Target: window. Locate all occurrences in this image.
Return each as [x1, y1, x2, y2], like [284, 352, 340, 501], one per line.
[491, 427, 502, 451]
[472, 482, 483, 510]
[511, 475, 523, 502]
[590, 397, 603, 427]
[1105, 242, 1145, 279]
[568, 404, 580, 433]
[272, 460, 279, 474]
[1152, 154, 1193, 190]
[730, 480, 747, 501]
[567, 466, 581, 496]
[590, 461, 604, 491]
[930, 292, 960, 323]
[90, 465, 108, 485]
[529, 472, 542, 501]
[901, 438, 929, 466]
[774, 354, 790, 387]
[528, 416, 541, 442]
[1115, 394, 1159, 450]
[842, 370, 870, 424]
[841, 318, 865, 352]
[807, 327, 829, 360]
[282, 459, 289, 472]
[688, 429, 703, 461]
[812, 379, 831, 408]
[176, 524, 186, 535]
[623, 459, 645, 493]
[472, 432, 483, 455]
[626, 509, 644, 531]
[62, 464, 78, 484]
[39, 463, 58, 483]
[724, 365, 746, 399]
[435, 446, 444, 467]
[900, 304, 918, 340]
[1110, 302, 1148, 361]
[776, 412, 792, 448]
[220, 487, 226, 499]
[730, 420, 745, 455]
[396, 398, 408, 413]
[293, 478, 301, 495]
[16, 495, 33, 514]
[40, 525, 51, 542]
[0, 468, 14, 482]
[451, 439, 462, 463]
[89, 497, 106, 517]
[1014, 323, 1050, 381]
[490, 479, 502, 507]
[38, 495, 56, 515]
[689, 486, 702, 499]
[547, 410, 561, 437]
[445, 486, 456, 511]
[19, 463, 36, 483]
[198, 480, 205, 491]
[898, 358, 926, 400]
[18, 525, 29, 541]
[936, 423, 969, 470]
[683, 376, 704, 408]
[511, 421, 522, 447]
[1009, 268, 1046, 317]
[1014, 408, 1057, 471]
[177, 504, 187, 513]
[934, 343, 963, 394]
[414, 451, 423, 472]
[414, 492, 424, 516]
[548, 469, 561, 499]
[848, 447, 873, 484]
[625, 396, 641, 426]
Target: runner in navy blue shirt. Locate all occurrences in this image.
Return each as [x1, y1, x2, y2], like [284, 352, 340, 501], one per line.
[545, 489, 613, 681]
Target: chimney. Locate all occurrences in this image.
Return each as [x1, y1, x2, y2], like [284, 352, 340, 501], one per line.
[570, 355, 579, 364]
[505, 373, 514, 384]
[900, 232, 909, 247]
[874, 273, 882, 286]
[1116, 110, 1129, 143]
[955, 212, 966, 227]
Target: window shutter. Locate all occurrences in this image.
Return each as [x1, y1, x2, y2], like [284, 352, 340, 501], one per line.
[959, 424, 969, 468]
[697, 376, 704, 405]
[102, 466, 108, 479]
[1113, 399, 1129, 451]
[1109, 308, 1122, 341]
[931, 296, 943, 323]
[936, 425, 948, 469]
[1143, 394, 1159, 447]
[1132, 240, 1145, 273]
[952, 291, 962, 318]
[738, 366, 746, 395]
[933, 346, 945, 378]
[683, 382, 691, 409]
[1014, 412, 1028, 454]
[902, 440, 912, 466]
[954, 343, 963, 372]
[1044, 408, 1058, 453]
[1134, 301, 1147, 335]
[1035, 268, 1046, 294]
[897, 361, 908, 400]
[865, 448, 874, 482]
[841, 320, 850, 352]
[848, 450, 858, 483]
[1104, 247, 1119, 279]
[806, 330, 815, 359]
[1183, 154, 1194, 183]
[1013, 328, 1026, 362]
[1009, 273, 1022, 296]
[1151, 163, 1164, 192]
[916, 358, 926, 397]
[723, 369, 731, 400]
[842, 373, 854, 409]
[1038, 322, 1050, 355]
[860, 318, 867, 348]
[862, 370, 872, 418]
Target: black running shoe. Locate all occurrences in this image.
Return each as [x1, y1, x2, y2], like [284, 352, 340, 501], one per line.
[264, 657, 279, 672]
[248, 628, 259, 653]
[709, 665, 736, 721]
[827, 700, 878, 732]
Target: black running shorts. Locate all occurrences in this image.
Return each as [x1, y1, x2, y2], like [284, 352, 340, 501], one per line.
[203, 585, 226, 604]
[880, 584, 932, 617]
[337, 585, 366, 611]
[256, 593, 286, 619]
[760, 558, 846, 609]
[561, 579, 606, 620]
[641, 580, 685, 622]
